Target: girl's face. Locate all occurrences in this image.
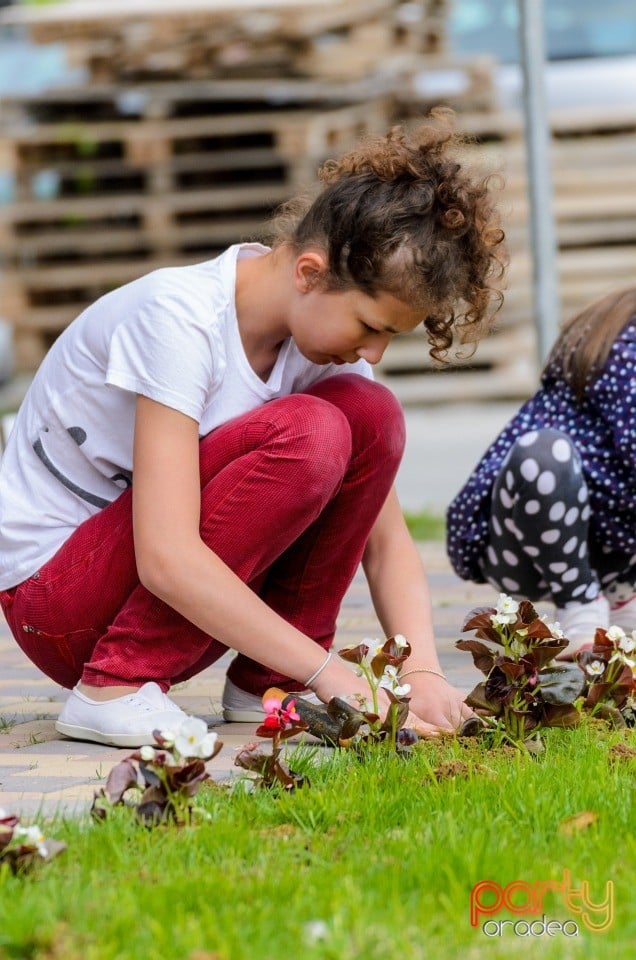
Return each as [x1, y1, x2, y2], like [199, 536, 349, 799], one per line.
[288, 254, 424, 367]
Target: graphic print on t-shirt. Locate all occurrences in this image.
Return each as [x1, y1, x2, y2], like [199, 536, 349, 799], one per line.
[33, 425, 131, 509]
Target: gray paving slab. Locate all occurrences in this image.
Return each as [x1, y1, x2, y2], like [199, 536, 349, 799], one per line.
[396, 402, 519, 511]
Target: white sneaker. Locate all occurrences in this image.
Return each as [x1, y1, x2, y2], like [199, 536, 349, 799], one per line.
[608, 595, 636, 633]
[55, 681, 191, 748]
[221, 676, 320, 723]
[555, 595, 610, 656]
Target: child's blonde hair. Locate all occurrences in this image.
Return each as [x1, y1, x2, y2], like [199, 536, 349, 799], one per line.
[546, 286, 636, 400]
[269, 108, 507, 361]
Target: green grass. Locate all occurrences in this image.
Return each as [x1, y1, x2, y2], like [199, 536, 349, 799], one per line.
[1, 722, 634, 959]
[404, 509, 446, 541]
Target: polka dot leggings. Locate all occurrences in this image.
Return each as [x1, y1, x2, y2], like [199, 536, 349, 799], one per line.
[479, 428, 636, 605]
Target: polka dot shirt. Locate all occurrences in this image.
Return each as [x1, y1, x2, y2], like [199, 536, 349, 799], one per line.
[446, 320, 636, 582]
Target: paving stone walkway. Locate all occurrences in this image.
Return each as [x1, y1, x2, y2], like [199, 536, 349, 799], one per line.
[0, 543, 508, 819]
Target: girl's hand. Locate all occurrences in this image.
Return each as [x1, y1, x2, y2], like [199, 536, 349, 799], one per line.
[310, 659, 443, 738]
[406, 674, 474, 732]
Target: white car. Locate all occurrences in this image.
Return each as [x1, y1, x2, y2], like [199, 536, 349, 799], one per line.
[449, 0, 636, 110]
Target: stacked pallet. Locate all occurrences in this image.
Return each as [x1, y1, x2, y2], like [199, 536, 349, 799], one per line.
[0, 0, 446, 369]
[0, 77, 395, 368]
[5, 0, 446, 82]
[375, 104, 636, 404]
[0, 0, 500, 378]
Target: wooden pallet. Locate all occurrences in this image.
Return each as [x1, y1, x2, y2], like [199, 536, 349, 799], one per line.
[0, 95, 390, 253]
[1, 0, 445, 82]
[377, 324, 538, 405]
[395, 53, 498, 114]
[0, 91, 391, 369]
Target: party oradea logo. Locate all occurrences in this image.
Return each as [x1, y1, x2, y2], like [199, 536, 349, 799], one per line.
[470, 869, 614, 937]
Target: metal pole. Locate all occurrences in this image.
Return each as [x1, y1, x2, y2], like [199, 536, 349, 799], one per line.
[518, 0, 561, 365]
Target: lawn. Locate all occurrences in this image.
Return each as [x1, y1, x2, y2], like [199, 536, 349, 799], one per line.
[1, 721, 633, 960]
[403, 510, 446, 541]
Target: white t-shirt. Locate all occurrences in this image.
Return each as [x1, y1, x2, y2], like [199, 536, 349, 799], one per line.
[0, 243, 372, 589]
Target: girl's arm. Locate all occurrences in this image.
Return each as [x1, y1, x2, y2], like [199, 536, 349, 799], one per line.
[362, 487, 473, 730]
[133, 396, 439, 734]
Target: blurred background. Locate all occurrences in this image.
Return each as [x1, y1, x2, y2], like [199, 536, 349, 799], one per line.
[0, 0, 635, 507]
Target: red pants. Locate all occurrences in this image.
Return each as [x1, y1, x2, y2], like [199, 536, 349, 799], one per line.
[0, 375, 404, 693]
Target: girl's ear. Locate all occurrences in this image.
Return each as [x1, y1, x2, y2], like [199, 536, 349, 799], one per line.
[294, 250, 329, 293]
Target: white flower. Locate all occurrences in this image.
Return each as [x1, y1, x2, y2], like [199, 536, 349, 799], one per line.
[157, 729, 176, 748]
[15, 824, 48, 857]
[607, 625, 626, 643]
[0, 807, 8, 820]
[609, 651, 636, 670]
[491, 593, 519, 626]
[174, 718, 218, 759]
[546, 620, 564, 640]
[379, 664, 399, 685]
[139, 745, 156, 762]
[393, 634, 408, 649]
[618, 634, 636, 654]
[304, 920, 330, 944]
[378, 665, 411, 697]
[585, 660, 606, 677]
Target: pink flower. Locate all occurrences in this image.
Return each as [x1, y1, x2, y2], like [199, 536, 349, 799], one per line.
[261, 714, 283, 731]
[261, 696, 300, 730]
[280, 699, 300, 725]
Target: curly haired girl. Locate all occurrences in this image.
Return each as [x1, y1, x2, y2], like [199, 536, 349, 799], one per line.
[0, 109, 505, 746]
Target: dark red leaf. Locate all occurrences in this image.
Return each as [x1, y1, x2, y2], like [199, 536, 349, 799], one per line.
[278, 722, 309, 741]
[0, 825, 15, 853]
[255, 723, 277, 738]
[384, 636, 412, 659]
[273, 758, 307, 790]
[525, 641, 569, 669]
[465, 681, 502, 715]
[455, 638, 496, 674]
[370, 651, 390, 678]
[462, 607, 496, 631]
[540, 704, 582, 728]
[497, 659, 527, 681]
[338, 643, 369, 665]
[518, 600, 539, 624]
[524, 619, 554, 641]
[380, 699, 409, 734]
[462, 610, 506, 646]
[104, 758, 139, 804]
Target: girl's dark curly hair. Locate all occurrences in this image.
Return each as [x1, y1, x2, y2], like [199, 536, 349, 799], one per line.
[270, 109, 507, 361]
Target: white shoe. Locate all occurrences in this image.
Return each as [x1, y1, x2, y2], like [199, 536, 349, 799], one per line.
[608, 595, 636, 633]
[222, 676, 320, 723]
[55, 681, 190, 748]
[555, 595, 610, 655]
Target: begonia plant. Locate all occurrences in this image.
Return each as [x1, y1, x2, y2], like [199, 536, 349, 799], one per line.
[91, 717, 222, 825]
